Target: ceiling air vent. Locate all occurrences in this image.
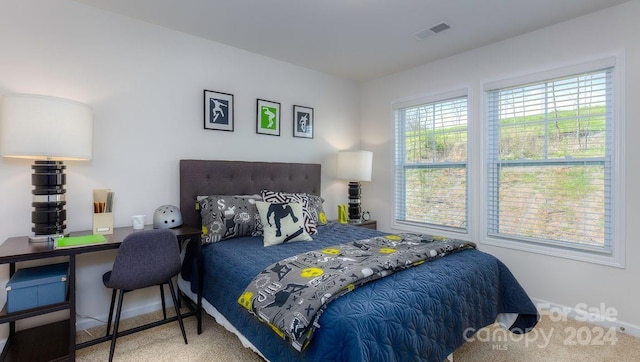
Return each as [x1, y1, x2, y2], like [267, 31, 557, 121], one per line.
[413, 22, 451, 40]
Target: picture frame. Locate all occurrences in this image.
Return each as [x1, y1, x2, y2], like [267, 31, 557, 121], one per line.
[256, 99, 281, 136]
[293, 105, 314, 139]
[204, 90, 234, 131]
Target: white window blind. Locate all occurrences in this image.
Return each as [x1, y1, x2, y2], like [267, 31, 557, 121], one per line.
[394, 95, 468, 232]
[486, 68, 613, 252]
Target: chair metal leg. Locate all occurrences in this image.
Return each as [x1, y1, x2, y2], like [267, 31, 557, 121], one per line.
[160, 284, 167, 320]
[167, 280, 188, 344]
[176, 280, 182, 310]
[106, 289, 117, 337]
[109, 290, 125, 362]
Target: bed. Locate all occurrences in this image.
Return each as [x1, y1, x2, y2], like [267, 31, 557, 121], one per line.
[178, 159, 539, 361]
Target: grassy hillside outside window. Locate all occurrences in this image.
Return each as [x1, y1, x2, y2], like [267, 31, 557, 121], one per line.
[487, 68, 613, 253]
[394, 92, 468, 232]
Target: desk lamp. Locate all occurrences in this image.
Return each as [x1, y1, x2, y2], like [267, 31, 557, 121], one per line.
[0, 94, 93, 242]
[337, 150, 372, 224]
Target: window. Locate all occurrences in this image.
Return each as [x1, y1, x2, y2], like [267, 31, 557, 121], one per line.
[485, 60, 622, 262]
[393, 90, 468, 233]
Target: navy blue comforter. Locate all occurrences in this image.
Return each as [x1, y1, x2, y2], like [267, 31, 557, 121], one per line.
[182, 223, 538, 361]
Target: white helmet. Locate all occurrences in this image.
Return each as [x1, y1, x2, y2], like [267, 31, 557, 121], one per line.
[153, 205, 183, 229]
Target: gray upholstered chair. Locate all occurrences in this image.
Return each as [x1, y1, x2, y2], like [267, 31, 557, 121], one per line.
[103, 229, 187, 361]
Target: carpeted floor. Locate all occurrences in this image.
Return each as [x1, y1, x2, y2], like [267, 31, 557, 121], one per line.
[76, 310, 640, 361]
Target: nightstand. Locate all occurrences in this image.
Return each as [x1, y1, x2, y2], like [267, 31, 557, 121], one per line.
[351, 220, 377, 230]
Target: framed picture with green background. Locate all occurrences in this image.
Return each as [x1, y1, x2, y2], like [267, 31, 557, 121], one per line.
[256, 99, 280, 136]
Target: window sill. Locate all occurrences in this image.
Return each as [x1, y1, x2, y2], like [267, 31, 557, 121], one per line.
[481, 236, 625, 269]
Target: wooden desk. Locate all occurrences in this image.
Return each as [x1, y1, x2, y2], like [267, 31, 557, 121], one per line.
[0, 225, 202, 361]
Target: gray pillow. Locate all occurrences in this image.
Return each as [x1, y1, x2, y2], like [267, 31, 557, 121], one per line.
[306, 194, 327, 226]
[199, 195, 263, 243]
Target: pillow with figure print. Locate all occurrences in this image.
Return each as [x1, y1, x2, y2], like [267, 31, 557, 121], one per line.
[256, 201, 312, 246]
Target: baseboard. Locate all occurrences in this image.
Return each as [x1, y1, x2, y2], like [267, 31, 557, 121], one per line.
[75, 300, 168, 332]
[532, 297, 640, 339]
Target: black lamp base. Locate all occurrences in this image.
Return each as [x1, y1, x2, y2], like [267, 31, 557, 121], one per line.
[347, 181, 362, 223]
[30, 160, 67, 243]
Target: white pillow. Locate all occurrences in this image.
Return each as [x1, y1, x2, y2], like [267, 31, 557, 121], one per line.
[256, 201, 312, 247]
[261, 190, 318, 234]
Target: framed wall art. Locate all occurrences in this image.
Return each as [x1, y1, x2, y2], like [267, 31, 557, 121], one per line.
[204, 90, 234, 131]
[293, 105, 314, 139]
[256, 99, 281, 136]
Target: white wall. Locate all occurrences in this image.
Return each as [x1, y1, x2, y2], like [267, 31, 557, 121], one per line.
[360, 1, 640, 332]
[0, 0, 360, 332]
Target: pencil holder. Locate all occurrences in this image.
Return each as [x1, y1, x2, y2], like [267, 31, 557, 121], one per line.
[93, 213, 113, 235]
[93, 189, 114, 235]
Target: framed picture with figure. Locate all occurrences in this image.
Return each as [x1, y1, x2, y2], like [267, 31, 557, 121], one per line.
[204, 90, 234, 131]
[256, 99, 281, 136]
[293, 105, 314, 139]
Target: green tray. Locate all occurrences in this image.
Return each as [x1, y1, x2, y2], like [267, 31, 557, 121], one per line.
[54, 234, 107, 249]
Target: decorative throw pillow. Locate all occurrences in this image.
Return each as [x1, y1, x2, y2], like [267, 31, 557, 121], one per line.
[261, 190, 318, 234]
[256, 201, 312, 246]
[199, 195, 263, 243]
[305, 194, 327, 225]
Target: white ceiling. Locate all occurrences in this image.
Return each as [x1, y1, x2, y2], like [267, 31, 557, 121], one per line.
[74, 0, 630, 82]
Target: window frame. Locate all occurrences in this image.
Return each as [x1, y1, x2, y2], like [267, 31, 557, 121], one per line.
[480, 54, 625, 268]
[392, 87, 472, 237]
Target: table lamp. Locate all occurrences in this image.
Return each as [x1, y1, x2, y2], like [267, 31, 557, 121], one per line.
[0, 93, 93, 242]
[337, 150, 372, 224]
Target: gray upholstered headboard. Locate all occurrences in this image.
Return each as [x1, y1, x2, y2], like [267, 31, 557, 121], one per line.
[179, 159, 321, 228]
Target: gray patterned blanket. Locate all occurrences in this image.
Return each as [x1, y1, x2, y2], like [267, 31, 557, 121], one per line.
[238, 233, 476, 351]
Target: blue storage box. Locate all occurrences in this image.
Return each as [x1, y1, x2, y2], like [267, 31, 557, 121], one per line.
[5, 262, 68, 313]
